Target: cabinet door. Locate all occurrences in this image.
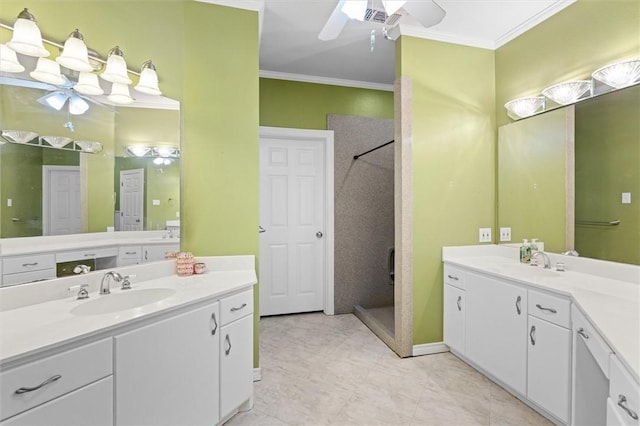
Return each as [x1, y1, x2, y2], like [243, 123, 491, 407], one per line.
[466, 272, 527, 395]
[444, 284, 465, 355]
[1, 377, 112, 426]
[142, 244, 179, 262]
[527, 316, 571, 423]
[220, 315, 253, 420]
[115, 303, 220, 426]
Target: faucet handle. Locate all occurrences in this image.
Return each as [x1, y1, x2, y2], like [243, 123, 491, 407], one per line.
[69, 284, 89, 300]
[121, 274, 136, 290]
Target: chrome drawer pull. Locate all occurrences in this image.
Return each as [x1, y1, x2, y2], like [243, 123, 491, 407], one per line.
[125, 251, 137, 255]
[516, 296, 522, 315]
[447, 274, 459, 281]
[530, 325, 536, 345]
[577, 327, 589, 339]
[83, 253, 96, 257]
[536, 304, 557, 314]
[22, 262, 38, 267]
[15, 375, 62, 394]
[230, 303, 247, 312]
[210, 313, 218, 336]
[618, 395, 639, 420]
[225, 334, 232, 356]
[456, 296, 462, 311]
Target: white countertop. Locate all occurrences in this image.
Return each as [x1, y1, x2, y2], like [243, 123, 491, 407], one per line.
[0, 256, 256, 367]
[443, 245, 640, 381]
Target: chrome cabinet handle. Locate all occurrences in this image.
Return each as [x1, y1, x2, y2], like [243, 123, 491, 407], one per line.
[456, 296, 462, 311]
[125, 251, 136, 255]
[618, 395, 639, 420]
[22, 262, 38, 267]
[536, 304, 557, 314]
[144, 250, 148, 261]
[210, 313, 218, 336]
[530, 325, 536, 345]
[259, 225, 266, 233]
[447, 274, 459, 281]
[577, 327, 589, 339]
[225, 334, 232, 356]
[15, 375, 62, 394]
[230, 303, 247, 312]
[516, 296, 522, 315]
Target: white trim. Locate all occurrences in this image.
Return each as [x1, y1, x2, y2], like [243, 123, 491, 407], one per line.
[42, 165, 81, 236]
[259, 70, 394, 92]
[194, 0, 263, 12]
[258, 126, 335, 316]
[412, 342, 450, 356]
[253, 367, 262, 382]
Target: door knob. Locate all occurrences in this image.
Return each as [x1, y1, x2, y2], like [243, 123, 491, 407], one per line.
[259, 225, 266, 233]
[316, 231, 323, 238]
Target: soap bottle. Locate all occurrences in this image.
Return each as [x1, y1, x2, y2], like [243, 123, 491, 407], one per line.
[520, 239, 531, 263]
[531, 239, 539, 253]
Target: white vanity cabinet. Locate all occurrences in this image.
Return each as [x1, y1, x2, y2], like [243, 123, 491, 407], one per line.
[465, 271, 528, 395]
[142, 243, 179, 262]
[443, 265, 466, 355]
[608, 355, 640, 425]
[1, 253, 56, 287]
[115, 302, 221, 426]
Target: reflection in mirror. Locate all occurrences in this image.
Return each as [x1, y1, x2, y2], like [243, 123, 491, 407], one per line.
[0, 84, 180, 238]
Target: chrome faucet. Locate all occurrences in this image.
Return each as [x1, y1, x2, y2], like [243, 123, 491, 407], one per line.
[100, 271, 123, 295]
[531, 251, 552, 269]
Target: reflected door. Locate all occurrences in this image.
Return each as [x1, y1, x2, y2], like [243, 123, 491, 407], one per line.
[43, 166, 81, 236]
[120, 169, 144, 231]
[259, 138, 325, 316]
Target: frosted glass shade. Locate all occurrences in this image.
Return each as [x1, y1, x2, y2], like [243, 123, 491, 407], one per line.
[155, 146, 174, 157]
[342, 0, 367, 19]
[74, 72, 104, 96]
[75, 140, 103, 153]
[0, 44, 25, 73]
[43, 92, 68, 110]
[30, 58, 66, 85]
[56, 31, 93, 72]
[108, 83, 134, 104]
[42, 136, 72, 148]
[127, 145, 151, 157]
[68, 96, 90, 115]
[1, 130, 39, 144]
[7, 14, 49, 57]
[592, 60, 640, 89]
[504, 96, 545, 119]
[100, 47, 132, 84]
[134, 66, 161, 96]
[542, 80, 591, 105]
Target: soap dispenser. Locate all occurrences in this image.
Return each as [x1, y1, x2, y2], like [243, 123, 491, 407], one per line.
[531, 239, 539, 253]
[520, 239, 531, 263]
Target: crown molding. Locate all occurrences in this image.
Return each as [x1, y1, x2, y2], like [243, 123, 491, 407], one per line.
[395, 24, 495, 50]
[259, 70, 394, 92]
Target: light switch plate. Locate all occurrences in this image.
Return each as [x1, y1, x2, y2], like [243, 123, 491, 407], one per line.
[479, 227, 492, 243]
[7, 198, 12, 207]
[622, 192, 631, 204]
[500, 227, 512, 242]
[152, 199, 160, 206]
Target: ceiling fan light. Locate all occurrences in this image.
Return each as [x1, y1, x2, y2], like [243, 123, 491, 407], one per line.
[56, 29, 93, 72]
[592, 59, 640, 89]
[43, 91, 69, 110]
[108, 82, 134, 105]
[6, 9, 49, 57]
[30, 57, 66, 85]
[381, 0, 406, 15]
[134, 61, 162, 95]
[542, 80, 592, 105]
[69, 96, 90, 115]
[341, 0, 368, 20]
[100, 46, 132, 84]
[0, 44, 25, 73]
[74, 72, 104, 96]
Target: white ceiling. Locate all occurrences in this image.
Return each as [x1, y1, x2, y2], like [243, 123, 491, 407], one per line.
[207, 0, 576, 89]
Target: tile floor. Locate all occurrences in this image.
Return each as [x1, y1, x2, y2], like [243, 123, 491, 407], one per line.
[227, 312, 552, 426]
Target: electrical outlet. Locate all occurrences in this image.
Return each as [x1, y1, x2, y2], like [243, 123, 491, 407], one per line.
[479, 227, 492, 243]
[622, 192, 631, 204]
[500, 227, 512, 242]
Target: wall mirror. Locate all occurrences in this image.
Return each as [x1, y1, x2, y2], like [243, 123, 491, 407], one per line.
[498, 83, 640, 265]
[0, 82, 181, 239]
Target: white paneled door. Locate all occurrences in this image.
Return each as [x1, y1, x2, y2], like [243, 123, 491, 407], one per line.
[259, 137, 325, 316]
[43, 166, 81, 236]
[120, 169, 144, 231]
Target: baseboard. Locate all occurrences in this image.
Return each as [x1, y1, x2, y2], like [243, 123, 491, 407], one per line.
[412, 342, 449, 356]
[253, 367, 262, 382]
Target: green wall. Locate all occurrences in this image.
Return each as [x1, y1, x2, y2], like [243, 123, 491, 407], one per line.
[260, 78, 393, 129]
[397, 37, 496, 345]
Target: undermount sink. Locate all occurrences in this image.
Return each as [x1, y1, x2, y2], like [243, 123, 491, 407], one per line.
[487, 264, 560, 278]
[71, 288, 176, 316]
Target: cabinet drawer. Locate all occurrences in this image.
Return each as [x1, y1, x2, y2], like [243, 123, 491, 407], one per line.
[2, 254, 55, 275]
[610, 355, 640, 425]
[56, 247, 118, 263]
[528, 289, 571, 328]
[118, 246, 142, 260]
[572, 305, 612, 378]
[0, 339, 112, 421]
[220, 289, 253, 325]
[444, 264, 465, 290]
[1, 269, 57, 287]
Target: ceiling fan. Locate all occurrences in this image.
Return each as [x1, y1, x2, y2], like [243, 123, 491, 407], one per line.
[319, 0, 446, 41]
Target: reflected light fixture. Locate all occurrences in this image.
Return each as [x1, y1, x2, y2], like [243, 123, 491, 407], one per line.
[155, 146, 174, 157]
[592, 59, 640, 89]
[0, 44, 25, 72]
[56, 29, 93, 72]
[342, 0, 368, 20]
[74, 72, 104, 96]
[504, 96, 545, 119]
[68, 96, 89, 115]
[30, 58, 66, 85]
[75, 140, 103, 153]
[134, 60, 161, 95]
[542, 80, 592, 105]
[6, 8, 49, 57]
[382, 1, 406, 15]
[108, 82, 134, 104]
[41, 91, 68, 110]
[100, 46, 132, 84]
[1, 130, 39, 144]
[153, 157, 172, 166]
[128, 145, 151, 157]
[41, 136, 72, 148]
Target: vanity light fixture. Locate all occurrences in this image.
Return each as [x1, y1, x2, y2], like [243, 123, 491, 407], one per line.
[127, 145, 151, 157]
[6, 8, 49, 57]
[56, 29, 93, 72]
[100, 46, 132, 85]
[107, 82, 134, 105]
[542, 80, 592, 105]
[504, 96, 545, 119]
[75, 140, 103, 153]
[592, 59, 640, 89]
[74, 72, 104, 96]
[0, 44, 25, 73]
[134, 60, 162, 95]
[41, 136, 72, 149]
[1, 130, 39, 144]
[30, 58, 66, 85]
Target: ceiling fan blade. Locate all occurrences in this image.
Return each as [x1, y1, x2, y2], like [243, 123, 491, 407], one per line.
[36, 91, 69, 111]
[318, 0, 350, 41]
[402, 0, 446, 28]
[0, 76, 57, 91]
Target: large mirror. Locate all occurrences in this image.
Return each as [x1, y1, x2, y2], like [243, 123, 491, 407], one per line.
[498, 83, 640, 265]
[0, 83, 180, 239]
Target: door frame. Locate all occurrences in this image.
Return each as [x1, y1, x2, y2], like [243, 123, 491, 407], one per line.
[42, 165, 80, 236]
[259, 126, 335, 315]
